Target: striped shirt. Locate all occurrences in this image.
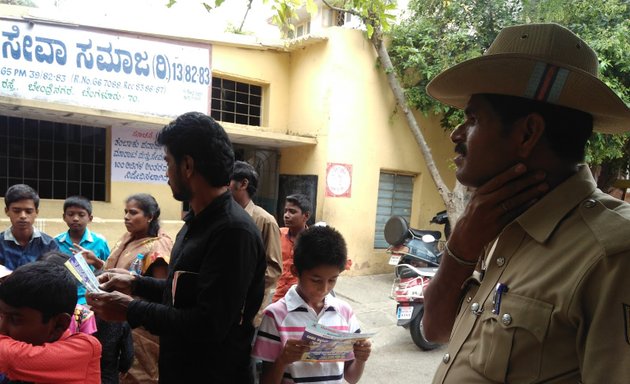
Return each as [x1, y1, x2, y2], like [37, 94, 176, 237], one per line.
[252, 285, 361, 383]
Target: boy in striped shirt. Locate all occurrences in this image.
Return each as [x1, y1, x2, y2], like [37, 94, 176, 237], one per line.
[252, 226, 371, 384]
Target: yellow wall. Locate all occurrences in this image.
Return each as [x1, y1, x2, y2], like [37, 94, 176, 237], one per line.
[212, 45, 292, 132]
[280, 28, 456, 275]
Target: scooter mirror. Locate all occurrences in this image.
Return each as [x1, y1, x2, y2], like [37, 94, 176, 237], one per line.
[421, 234, 436, 243]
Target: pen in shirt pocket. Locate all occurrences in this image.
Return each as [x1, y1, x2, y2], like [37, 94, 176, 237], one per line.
[492, 283, 509, 314]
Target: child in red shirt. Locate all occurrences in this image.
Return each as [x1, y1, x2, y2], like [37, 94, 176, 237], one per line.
[0, 262, 101, 384]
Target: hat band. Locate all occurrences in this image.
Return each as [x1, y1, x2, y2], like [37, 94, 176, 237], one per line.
[523, 62, 569, 103]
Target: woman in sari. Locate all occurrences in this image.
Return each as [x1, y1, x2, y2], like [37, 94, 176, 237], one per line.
[105, 193, 173, 384]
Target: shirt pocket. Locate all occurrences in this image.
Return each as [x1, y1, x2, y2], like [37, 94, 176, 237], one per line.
[468, 292, 553, 383]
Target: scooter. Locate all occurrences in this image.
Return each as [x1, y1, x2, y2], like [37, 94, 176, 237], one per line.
[384, 212, 448, 350]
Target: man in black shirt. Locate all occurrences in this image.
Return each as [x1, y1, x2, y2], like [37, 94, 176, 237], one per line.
[88, 112, 267, 383]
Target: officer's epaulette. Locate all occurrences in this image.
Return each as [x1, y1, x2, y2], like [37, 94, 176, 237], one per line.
[579, 192, 630, 257]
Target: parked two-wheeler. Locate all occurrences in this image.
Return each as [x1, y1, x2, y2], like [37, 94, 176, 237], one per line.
[384, 211, 448, 350]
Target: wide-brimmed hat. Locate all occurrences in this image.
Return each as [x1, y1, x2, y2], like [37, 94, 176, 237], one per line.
[426, 23, 630, 134]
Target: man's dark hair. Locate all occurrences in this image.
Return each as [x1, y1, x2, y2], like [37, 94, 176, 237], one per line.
[0, 262, 77, 322]
[156, 112, 235, 187]
[231, 161, 259, 198]
[63, 196, 92, 215]
[293, 226, 347, 275]
[285, 193, 312, 215]
[4, 184, 40, 209]
[126, 193, 161, 237]
[482, 94, 593, 163]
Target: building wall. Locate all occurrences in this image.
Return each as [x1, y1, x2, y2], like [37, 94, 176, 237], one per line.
[0, 28, 297, 247]
[281, 28, 455, 275]
[0, 16, 456, 274]
[211, 44, 292, 131]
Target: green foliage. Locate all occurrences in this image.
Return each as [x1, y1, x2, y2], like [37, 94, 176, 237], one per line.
[266, 0, 303, 35]
[0, 0, 37, 6]
[389, 0, 630, 170]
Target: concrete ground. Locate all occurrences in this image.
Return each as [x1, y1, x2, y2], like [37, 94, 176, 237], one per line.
[334, 273, 445, 384]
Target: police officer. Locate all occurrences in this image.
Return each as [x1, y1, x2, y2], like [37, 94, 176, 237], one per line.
[422, 23, 630, 383]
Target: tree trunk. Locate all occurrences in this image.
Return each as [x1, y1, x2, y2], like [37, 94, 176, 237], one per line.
[369, 26, 467, 224]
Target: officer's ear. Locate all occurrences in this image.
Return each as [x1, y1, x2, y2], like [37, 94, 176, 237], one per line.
[515, 112, 545, 159]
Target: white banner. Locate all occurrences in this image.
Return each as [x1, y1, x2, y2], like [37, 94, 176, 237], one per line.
[0, 19, 211, 117]
[111, 127, 168, 184]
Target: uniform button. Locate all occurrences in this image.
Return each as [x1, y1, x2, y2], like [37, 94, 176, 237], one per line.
[466, 296, 472, 303]
[443, 353, 450, 364]
[471, 302, 480, 313]
[496, 257, 505, 267]
[501, 313, 512, 325]
[583, 199, 597, 208]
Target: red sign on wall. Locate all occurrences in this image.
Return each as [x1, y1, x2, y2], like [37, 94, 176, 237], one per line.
[326, 163, 352, 198]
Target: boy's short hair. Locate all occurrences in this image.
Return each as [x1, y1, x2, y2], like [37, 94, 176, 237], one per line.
[4, 184, 40, 209]
[0, 262, 77, 322]
[38, 250, 71, 265]
[285, 193, 312, 215]
[63, 196, 93, 215]
[293, 226, 347, 275]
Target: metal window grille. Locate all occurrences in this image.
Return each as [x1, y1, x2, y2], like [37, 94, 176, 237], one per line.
[374, 172, 414, 248]
[0, 116, 107, 201]
[211, 77, 262, 126]
[335, 11, 347, 26]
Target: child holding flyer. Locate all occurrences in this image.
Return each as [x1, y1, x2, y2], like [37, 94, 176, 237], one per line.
[252, 226, 371, 384]
[55, 196, 110, 305]
[0, 262, 101, 383]
[38, 251, 98, 335]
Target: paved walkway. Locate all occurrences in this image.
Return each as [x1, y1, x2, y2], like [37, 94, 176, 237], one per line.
[335, 273, 444, 383]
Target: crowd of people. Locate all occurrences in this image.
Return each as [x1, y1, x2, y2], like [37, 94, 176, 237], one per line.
[1, 22, 630, 384]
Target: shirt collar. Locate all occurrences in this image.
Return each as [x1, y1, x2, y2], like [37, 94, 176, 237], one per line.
[284, 285, 339, 313]
[244, 200, 255, 216]
[3, 227, 41, 244]
[515, 165, 596, 244]
[58, 228, 94, 244]
[184, 191, 232, 224]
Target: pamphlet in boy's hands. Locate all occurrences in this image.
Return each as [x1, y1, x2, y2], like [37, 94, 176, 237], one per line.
[64, 252, 102, 293]
[300, 323, 374, 362]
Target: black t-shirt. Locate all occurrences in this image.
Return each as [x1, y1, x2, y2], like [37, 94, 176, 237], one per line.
[128, 191, 266, 384]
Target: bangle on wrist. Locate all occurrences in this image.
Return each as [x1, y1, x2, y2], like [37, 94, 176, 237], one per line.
[445, 241, 478, 267]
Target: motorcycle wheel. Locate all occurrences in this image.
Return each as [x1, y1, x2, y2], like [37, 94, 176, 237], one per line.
[409, 306, 441, 351]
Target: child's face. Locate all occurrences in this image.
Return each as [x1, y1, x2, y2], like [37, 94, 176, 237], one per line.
[283, 202, 309, 230]
[0, 300, 59, 346]
[294, 265, 341, 308]
[63, 206, 92, 233]
[4, 199, 37, 232]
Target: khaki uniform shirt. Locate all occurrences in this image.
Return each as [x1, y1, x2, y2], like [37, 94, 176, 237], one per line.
[433, 166, 630, 384]
[246, 200, 283, 327]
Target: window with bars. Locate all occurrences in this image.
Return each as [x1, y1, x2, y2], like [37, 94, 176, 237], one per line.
[211, 77, 262, 126]
[0, 116, 107, 201]
[374, 172, 414, 248]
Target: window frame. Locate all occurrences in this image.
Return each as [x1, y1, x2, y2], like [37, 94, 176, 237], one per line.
[0, 115, 108, 202]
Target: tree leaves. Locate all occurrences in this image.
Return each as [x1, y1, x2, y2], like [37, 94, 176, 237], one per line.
[389, 0, 630, 180]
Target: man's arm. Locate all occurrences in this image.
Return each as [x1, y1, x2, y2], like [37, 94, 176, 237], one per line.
[127, 227, 263, 343]
[575, 250, 630, 382]
[0, 333, 100, 383]
[261, 220, 283, 291]
[423, 165, 548, 342]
